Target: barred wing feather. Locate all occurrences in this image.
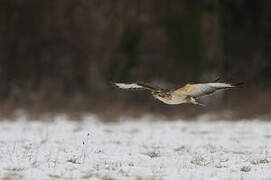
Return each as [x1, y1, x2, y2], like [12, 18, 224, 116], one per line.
[177, 83, 236, 98]
[114, 82, 162, 91]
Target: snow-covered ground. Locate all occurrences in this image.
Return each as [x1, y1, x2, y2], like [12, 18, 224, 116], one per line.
[0, 114, 271, 180]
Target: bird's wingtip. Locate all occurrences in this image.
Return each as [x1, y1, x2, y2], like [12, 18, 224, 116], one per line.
[213, 76, 221, 82]
[110, 81, 122, 89]
[231, 82, 245, 87]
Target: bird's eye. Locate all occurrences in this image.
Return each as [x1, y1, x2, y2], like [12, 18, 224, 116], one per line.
[152, 91, 159, 95]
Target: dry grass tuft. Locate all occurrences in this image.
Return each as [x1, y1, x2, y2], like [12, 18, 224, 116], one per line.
[190, 155, 209, 166]
[143, 151, 160, 158]
[240, 166, 251, 172]
[250, 159, 269, 165]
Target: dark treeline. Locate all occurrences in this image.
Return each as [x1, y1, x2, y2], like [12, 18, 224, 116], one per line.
[0, 0, 271, 120]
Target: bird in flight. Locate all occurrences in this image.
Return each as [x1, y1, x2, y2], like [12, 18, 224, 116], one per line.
[113, 78, 243, 106]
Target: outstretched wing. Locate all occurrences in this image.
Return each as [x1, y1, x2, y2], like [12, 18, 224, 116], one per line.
[113, 82, 163, 91]
[175, 82, 243, 98]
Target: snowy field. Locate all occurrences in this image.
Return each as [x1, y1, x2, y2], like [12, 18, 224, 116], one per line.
[0, 114, 271, 180]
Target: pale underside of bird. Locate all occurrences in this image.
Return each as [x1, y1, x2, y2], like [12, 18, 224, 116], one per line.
[113, 79, 243, 106]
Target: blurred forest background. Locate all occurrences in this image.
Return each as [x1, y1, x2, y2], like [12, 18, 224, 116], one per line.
[0, 0, 271, 120]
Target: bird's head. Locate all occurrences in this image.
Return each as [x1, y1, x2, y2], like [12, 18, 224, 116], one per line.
[151, 91, 159, 97]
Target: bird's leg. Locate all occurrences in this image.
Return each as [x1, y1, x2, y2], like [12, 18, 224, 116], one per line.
[194, 101, 206, 107]
[189, 97, 206, 107]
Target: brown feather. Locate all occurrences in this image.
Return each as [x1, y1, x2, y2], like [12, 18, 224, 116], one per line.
[136, 82, 163, 91]
[174, 84, 197, 94]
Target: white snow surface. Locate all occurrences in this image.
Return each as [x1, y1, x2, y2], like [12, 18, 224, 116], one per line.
[0, 114, 271, 180]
